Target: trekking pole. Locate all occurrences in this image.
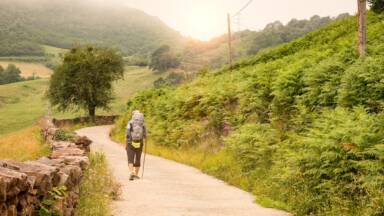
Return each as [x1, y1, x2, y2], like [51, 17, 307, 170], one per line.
[141, 139, 148, 179]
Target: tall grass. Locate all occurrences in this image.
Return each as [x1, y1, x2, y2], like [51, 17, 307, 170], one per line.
[76, 152, 121, 216]
[0, 126, 50, 161]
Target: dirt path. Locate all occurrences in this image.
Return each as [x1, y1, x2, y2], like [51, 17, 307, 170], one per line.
[76, 126, 290, 216]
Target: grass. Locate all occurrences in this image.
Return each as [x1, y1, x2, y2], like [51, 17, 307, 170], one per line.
[76, 152, 120, 216]
[0, 79, 50, 135]
[0, 66, 165, 135]
[0, 61, 53, 78]
[42, 45, 67, 58]
[0, 126, 50, 161]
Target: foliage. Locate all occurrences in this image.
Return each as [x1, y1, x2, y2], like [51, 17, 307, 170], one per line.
[47, 45, 124, 117]
[338, 57, 384, 112]
[39, 186, 67, 216]
[54, 129, 75, 141]
[154, 72, 185, 88]
[0, 0, 182, 57]
[76, 152, 121, 216]
[149, 45, 180, 72]
[369, 0, 384, 12]
[115, 12, 384, 215]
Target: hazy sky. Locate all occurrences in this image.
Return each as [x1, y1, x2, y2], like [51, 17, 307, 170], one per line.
[98, 0, 358, 40]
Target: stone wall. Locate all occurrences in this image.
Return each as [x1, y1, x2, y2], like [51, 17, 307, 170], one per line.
[0, 118, 92, 216]
[52, 115, 119, 128]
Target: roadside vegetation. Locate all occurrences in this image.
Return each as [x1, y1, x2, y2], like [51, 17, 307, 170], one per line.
[113, 12, 384, 216]
[76, 152, 121, 216]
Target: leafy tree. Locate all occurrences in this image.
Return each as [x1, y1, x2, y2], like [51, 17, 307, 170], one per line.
[368, 0, 384, 12]
[0, 64, 23, 85]
[149, 45, 180, 72]
[47, 45, 124, 117]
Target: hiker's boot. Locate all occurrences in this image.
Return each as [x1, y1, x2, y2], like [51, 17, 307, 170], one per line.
[129, 173, 135, 181]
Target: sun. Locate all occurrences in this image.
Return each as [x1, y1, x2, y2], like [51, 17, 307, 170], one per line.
[184, 5, 224, 41]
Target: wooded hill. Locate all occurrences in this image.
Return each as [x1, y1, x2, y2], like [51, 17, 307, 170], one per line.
[0, 0, 183, 57]
[114, 12, 384, 216]
[181, 13, 350, 71]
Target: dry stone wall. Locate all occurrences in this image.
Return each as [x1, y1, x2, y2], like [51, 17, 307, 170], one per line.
[0, 118, 92, 216]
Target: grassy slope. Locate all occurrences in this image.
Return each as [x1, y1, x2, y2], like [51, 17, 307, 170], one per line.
[0, 61, 53, 78]
[0, 79, 49, 135]
[113, 13, 384, 216]
[0, 66, 165, 135]
[0, 126, 49, 161]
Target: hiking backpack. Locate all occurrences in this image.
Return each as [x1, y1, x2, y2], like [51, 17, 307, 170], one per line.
[130, 112, 145, 142]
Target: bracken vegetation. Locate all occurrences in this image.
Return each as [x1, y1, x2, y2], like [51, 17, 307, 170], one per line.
[113, 12, 384, 215]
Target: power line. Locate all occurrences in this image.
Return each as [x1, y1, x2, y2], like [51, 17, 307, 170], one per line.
[232, 0, 254, 18]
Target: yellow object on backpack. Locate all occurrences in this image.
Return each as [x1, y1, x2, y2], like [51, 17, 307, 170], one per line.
[132, 141, 141, 149]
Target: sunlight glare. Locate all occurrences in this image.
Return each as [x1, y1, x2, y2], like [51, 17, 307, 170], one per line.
[184, 3, 223, 41]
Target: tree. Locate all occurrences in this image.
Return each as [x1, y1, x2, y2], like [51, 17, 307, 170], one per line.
[149, 45, 180, 72]
[0, 64, 23, 85]
[47, 45, 124, 118]
[358, 0, 367, 58]
[368, 0, 384, 12]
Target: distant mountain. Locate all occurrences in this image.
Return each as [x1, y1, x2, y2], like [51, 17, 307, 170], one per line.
[0, 0, 183, 56]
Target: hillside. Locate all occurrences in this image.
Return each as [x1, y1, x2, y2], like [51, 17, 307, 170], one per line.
[0, 0, 183, 57]
[180, 13, 350, 71]
[114, 12, 384, 216]
[0, 67, 166, 135]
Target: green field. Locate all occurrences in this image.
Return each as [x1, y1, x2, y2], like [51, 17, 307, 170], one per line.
[0, 66, 165, 136]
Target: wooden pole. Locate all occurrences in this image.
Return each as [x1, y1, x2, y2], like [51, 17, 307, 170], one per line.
[227, 13, 233, 70]
[357, 0, 367, 57]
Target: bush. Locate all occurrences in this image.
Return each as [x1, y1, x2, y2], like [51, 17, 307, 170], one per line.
[338, 57, 384, 112]
[288, 108, 384, 215]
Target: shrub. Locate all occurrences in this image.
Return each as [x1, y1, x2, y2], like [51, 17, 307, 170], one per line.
[288, 108, 384, 215]
[338, 57, 384, 112]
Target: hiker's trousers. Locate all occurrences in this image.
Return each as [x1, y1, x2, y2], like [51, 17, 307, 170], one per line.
[126, 142, 143, 167]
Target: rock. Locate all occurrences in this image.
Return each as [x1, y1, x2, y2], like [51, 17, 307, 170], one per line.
[0, 167, 30, 199]
[57, 156, 89, 170]
[0, 118, 91, 215]
[50, 148, 85, 159]
[51, 141, 77, 151]
[1, 161, 59, 196]
[74, 136, 92, 153]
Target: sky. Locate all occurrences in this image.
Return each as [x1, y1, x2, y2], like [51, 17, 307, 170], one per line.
[98, 0, 358, 41]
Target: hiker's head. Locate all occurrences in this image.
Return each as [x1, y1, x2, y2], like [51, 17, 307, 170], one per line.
[132, 110, 140, 116]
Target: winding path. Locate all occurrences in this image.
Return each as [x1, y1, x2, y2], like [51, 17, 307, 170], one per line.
[76, 126, 290, 216]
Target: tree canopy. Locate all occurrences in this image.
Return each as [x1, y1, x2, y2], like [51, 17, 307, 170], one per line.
[368, 0, 384, 12]
[47, 45, 124, 117]
[149, 45, 180, 72]
[0, 64, 22, 85]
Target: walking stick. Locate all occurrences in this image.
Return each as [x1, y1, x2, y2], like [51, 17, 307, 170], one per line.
[141, 139, 147, 179]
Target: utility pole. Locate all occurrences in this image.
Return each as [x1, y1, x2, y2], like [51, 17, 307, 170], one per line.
[227, 13, 233, 71]
[357, 0, 367, 58]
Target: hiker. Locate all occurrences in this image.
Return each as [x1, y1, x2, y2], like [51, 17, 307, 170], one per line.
[126, 110, 147, 181]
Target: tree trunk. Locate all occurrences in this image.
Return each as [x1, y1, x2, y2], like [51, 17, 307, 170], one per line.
[88, 106, 96, 122]
[358, 0, 367, 58]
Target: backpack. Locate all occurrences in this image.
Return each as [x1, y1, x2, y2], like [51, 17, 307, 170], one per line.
[130, 112, 144, 142]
